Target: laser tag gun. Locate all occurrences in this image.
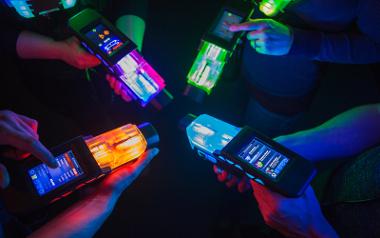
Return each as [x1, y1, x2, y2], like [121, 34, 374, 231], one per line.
[1, 123, 159, 212]
[68, 9, 173, 110]
[180, 114, 316, 197]
[184, 5, 254, 102]
[3, 0, 77, 18]
[257, 0, 292, 17]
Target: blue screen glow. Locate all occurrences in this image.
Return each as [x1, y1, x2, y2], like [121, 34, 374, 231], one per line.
[28, 150, 84, 196]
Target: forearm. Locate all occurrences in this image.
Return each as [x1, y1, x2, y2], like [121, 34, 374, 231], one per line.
[16, 31, 62, 60]
[288, 28, 380, 64]
[276, 104, 380, 161]
[116, 15, 146, 51]
[309, 215, 339, 238]
[29, 190, 122, 238]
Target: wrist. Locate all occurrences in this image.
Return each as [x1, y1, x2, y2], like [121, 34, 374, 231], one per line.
[308, 214, 338, 238]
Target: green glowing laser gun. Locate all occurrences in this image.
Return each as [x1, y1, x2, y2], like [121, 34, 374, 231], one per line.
[184, 6, 254, 102]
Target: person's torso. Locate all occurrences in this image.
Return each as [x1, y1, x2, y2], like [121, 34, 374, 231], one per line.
[287, 0, 359, 31]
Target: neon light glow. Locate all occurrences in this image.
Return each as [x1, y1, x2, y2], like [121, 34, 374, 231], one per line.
[187, 41, 229, 94]
[5, 0, 77, 18]
[61, 0, 77, 9]
[6, 0, 35, 18]
[85, 124, 147, 171]
[186, 114, 241, 155]
[114, 50, 166, 105]
[259, 0, 292, 17]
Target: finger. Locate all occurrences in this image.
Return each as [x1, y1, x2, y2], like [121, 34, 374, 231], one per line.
[238, 178, 251, 193]
[250, 180, 283, 204]
[16, 114, 38, 133]
[254, 39, 266, 48]
[229, 19, 269, 32]
[213, 165, 224, 175]
[217, 170, 229, 182]
[226, 175, 238, 188]
[121, 89, 133, 102]
[0, 163, 10, 189]
[109, 76, 117, 89]
[247, 30, 268, 41]
[114, 81, 122, 95]
[255, 46, 267, 55]
[15, 118, 38, 139]
[106, 74, 114, 83]
[6, 128, 57, 168]
[84, 55, 101, 68]
[4, 118, 38, 140]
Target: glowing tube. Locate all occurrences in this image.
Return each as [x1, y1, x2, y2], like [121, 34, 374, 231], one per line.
[185, 114, 241, 155]
[114, 50, 165, 105]
[187, 41, 229, 95]
[85, 124, 147, 171]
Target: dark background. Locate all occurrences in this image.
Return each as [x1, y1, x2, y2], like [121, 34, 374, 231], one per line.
[1, 0, 380, 237]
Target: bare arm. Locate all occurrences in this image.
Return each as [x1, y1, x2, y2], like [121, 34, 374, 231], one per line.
[276, 104, 380, 161]
[29, 149, 158, 238]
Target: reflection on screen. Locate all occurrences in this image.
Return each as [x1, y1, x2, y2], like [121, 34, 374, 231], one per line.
[239, 138, 289, 179]
[28, 150, 84, 196]
[85, 23, 126, 56]
[212, 11, 243, 42]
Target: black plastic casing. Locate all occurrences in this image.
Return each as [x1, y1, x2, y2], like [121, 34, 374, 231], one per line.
[68, 8, 137, 68]
[219, 127, 316, 197]
[1, 137, 102, 213]
[204, 5, 254, 52]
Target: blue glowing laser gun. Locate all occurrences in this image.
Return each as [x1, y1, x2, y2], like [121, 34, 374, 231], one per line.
[180, 114, 316, 197]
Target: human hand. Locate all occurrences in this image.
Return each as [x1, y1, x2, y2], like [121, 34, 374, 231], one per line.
[213, 165, 251, 193]
[0, 110, 57, 167]
[97, 148, 159, 197]
[251, 182, 338, 238]
[29, 149, 159, 238]
[0, 110, 57, 189]
[229, 19, 293, 56]
[105, 74, 134, 102]
[57, 37, 101, 69]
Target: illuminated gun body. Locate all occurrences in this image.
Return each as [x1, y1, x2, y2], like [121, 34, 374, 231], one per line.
[184, 7, 253, 102]
[69, 9, 172, 109]
[112, 50, 167, 106]
[85, 123, 151, 171]
[4, 0, 77, 18]
[181, 114, 316, 197]
[187, 41, 229, 95]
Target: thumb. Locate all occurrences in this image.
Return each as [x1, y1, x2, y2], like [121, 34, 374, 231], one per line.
[0, 163, 10, 189]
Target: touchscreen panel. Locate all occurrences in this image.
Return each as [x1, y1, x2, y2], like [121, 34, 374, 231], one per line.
[212, 11, 243, 42]
[85, 23, 127, 56]
[28, 150, 84, 196]
[238, 138, 290, 179]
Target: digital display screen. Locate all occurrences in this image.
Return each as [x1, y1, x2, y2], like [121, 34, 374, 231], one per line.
[238, 138, 290, 179]
[212, 11, 243, 42]
[28, 150, 84, 196]
[85, 23, 126, 56]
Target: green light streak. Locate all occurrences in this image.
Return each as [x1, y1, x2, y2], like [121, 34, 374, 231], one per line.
[259, 0, 292, 17]
[187, 41, 230, 94]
